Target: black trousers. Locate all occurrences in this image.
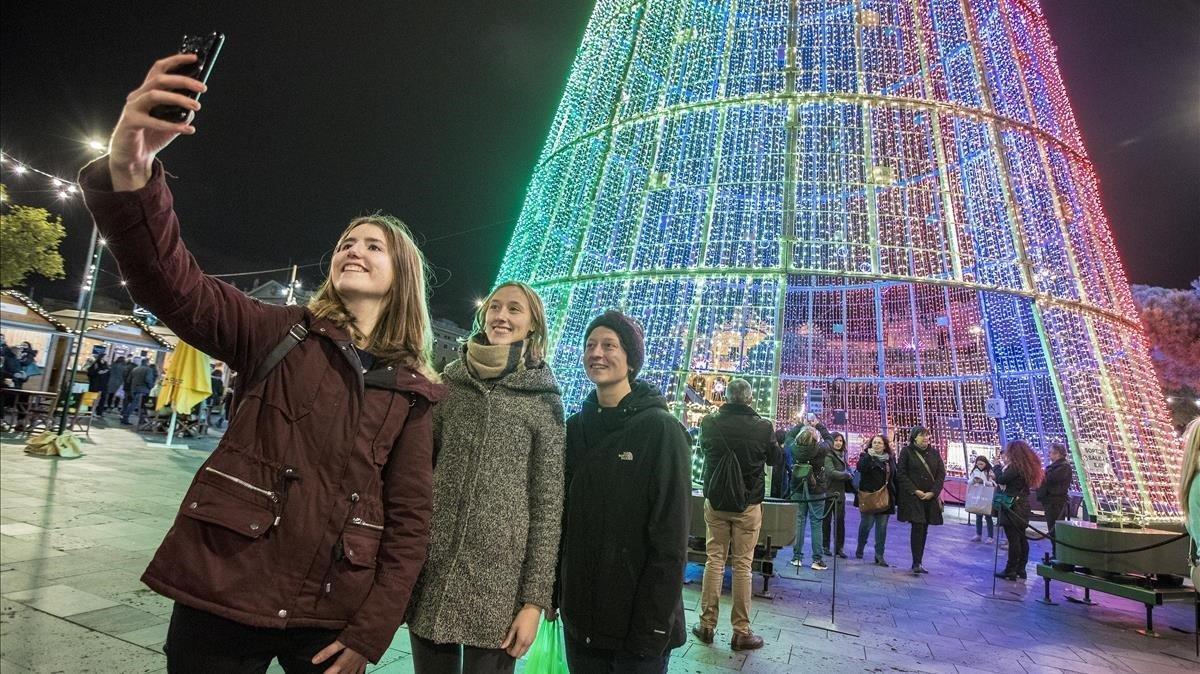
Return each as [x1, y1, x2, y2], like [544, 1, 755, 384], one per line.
[164, 603, 339, 674]
[1002, 523, 1029, 574]
[408, 632, 515, 674]
[1042, 498, 1066, 559]
[821, 494, 845, 553]
[564, 635, 669, 674]
[909, 523, 928, 566]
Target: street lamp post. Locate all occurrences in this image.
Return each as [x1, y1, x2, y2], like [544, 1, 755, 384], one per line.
[54, 228, 103, 435]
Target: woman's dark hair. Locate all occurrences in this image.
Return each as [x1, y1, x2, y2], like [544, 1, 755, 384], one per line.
[909, 425, 930, 445]
[863, 434, 892, 455]
[1004, 440, 1044, 488]
[973, 455, 993, 473]
[829, 432, 846, 448]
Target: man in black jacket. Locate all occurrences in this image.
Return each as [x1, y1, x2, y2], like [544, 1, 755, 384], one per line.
[693, 379, 782, 651]
[556, 310, 690, 674]
[1037, 443, 1073, 559]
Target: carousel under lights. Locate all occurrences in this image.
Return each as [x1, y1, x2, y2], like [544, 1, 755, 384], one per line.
[495, 0, 1180, 526]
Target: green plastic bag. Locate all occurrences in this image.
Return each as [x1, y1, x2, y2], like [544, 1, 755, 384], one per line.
[523, 617, 568, 674]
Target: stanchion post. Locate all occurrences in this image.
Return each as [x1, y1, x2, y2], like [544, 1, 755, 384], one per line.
[804, 495, 859, 636]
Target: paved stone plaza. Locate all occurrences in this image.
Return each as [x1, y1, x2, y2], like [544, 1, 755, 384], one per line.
[1, 425, 1196, 673]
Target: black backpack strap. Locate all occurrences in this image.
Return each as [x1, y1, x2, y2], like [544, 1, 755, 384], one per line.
[245, 323, 308, 389]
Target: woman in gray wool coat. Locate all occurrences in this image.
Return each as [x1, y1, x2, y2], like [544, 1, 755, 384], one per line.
[406, 281, 564, 674]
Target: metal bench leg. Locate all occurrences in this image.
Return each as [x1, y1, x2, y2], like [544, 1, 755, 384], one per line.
[1137, 604, 1159, 637]
[1037, 575, 1057, 606]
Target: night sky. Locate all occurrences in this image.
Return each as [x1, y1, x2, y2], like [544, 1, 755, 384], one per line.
[2, 1, 1197, 328]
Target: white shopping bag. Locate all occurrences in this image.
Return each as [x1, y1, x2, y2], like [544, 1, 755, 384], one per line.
[965, 482, 996, 515]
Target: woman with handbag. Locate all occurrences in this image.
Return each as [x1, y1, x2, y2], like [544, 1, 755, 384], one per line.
[405, 282, 564, 673]
[854, 435, 896, 566]
[969, 456, 997, 543]
[994, 440, 1043, 581]
[896, 426, 945, 575]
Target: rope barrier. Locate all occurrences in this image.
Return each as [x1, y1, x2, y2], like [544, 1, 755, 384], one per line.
[992, 501, 1190, 555]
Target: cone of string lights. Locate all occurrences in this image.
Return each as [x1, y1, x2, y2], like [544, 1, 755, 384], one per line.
[496, 0, 1180, 525]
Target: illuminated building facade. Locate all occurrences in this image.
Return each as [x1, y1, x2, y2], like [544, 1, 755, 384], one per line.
[496, 0, 1180, 524]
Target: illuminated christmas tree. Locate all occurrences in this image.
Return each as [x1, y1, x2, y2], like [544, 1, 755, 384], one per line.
[497, 0, 1180, 524]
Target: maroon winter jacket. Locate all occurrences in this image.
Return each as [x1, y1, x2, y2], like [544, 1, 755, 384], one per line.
[80, 160, 445, 662]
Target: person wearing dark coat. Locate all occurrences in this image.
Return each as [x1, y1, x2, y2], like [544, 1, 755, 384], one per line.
[821, 432, 852, 558]
[692, 380, 782, 651]
[854, 434, 897, 566]
[995, 440, 1044, 580]
[87, 356, 111, 393]
[1037, 443, 1073, 559]
[557, 311, 691, 674]
[895, 426, 945, 574]
[787, 426, 829, 570]
[121, 360, 157, 426]
[102, 357, 131, 415]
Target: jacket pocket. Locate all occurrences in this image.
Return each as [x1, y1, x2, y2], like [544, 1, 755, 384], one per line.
[180, 480, 276, 539]
[343, 521, 383, 568]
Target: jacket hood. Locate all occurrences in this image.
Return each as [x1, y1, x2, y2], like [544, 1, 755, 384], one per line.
[442, 357, 561, 396]
[581, 379, 669, 418]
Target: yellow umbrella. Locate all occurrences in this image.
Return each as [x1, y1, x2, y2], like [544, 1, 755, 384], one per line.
[156, 340, 213, 413]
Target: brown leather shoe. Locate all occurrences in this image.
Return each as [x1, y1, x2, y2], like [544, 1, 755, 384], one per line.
[691, 623, 714, 644]
[730, 630, 764, 651]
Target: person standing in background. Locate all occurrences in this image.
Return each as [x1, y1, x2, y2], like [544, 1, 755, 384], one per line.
[896, 426, 945, 575]
[1037, 443, 1072, 559]
[969, 456, 997, 544]
[103, 356, 131, 415]
[821, 432, 852, 559]
[854, 435, 896, 566]
[692, 379, 781, 651]
[995, 440, 1044, 581]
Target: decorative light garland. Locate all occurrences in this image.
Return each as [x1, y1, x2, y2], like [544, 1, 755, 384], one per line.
[0, 151, 81, 200]
[496, 0, 1180, 525]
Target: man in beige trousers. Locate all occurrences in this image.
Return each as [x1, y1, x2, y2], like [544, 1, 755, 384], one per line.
[692, 379, 782, 651]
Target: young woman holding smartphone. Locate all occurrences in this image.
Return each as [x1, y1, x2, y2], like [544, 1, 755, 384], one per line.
[80, 54, 445, 674]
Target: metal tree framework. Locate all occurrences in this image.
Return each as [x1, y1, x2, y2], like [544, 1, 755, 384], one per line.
[496, 0, 1180, 525]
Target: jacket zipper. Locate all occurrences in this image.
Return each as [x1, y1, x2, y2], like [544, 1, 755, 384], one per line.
[349, 516, 383, 531]
[204, 467, 280, 502]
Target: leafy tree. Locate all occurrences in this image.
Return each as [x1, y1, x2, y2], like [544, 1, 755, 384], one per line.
[0, 184, 67, 287]
[1131, 280, 1200, 429]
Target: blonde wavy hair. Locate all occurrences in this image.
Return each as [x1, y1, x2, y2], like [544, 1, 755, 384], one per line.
[470, 281, 549, 363]
[1178, 417, 1200, 519]
[308, 214, 437, 380]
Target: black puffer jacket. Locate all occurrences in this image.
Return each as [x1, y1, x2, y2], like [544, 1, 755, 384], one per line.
[559, 381, 691, 657]
[699, 403, 781, 506]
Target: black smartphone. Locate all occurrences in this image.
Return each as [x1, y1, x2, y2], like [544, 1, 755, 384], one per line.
[149, 32, 225, 122]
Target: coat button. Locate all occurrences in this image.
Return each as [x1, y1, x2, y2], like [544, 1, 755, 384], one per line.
[319, 328, 326, 332]
[277, 610, 288, 618]
[350, 493, 360, 502]
[585, 637, 591, 644]
[189, 502, 198, 509]
[249, 523, 260, 531]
